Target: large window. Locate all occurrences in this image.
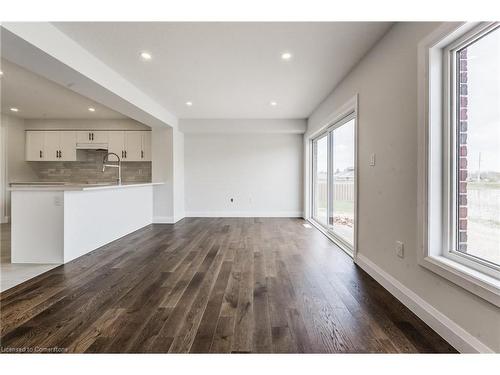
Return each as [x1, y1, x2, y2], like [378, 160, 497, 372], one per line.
[419, 22, 500, 306]
[448, 24, 500, 276]
[311, 113, 356, 254]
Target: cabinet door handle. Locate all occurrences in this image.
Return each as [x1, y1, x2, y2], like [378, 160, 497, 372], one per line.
[40, 150, 43, 158]
[92, 133, 94, 141]
[124, 150, 127, 158]
[141, 150, 144, 159]
[59, 150, 62, 158]
[88, 132, 91, 141]
[121, 150, 124, 158]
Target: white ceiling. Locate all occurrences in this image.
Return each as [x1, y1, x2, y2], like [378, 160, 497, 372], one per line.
[0, 58, 127, 120]
[53, 22, 392, 119]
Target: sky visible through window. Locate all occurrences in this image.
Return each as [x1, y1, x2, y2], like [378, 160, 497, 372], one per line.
[466, 28, 500, 175]
[315, 119, 355, 175]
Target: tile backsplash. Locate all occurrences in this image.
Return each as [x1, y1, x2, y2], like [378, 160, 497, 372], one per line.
[28, 150, 152, 184]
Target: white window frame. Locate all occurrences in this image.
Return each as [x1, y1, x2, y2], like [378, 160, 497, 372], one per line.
[418, 22, 500, 307]
[311, 133, 329, 226]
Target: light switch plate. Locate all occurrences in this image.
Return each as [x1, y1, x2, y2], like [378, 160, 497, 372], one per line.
[396, 241, 404, 258]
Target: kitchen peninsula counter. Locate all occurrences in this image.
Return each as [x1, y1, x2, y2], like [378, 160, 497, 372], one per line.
[9, 182, 163, 264]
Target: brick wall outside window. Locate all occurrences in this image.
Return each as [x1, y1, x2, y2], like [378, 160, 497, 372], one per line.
[458, 48, 468, 253]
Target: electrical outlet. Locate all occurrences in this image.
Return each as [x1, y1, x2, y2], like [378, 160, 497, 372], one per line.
[53, 196, 63, 206]
[396, 241, 404, 258]
[369, 153, 376, 166]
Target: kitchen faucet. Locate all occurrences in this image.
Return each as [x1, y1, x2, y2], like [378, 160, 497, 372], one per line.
[102, 152, 122, 185]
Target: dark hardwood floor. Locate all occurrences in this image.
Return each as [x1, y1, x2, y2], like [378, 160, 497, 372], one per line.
[0, 218, 456, 353]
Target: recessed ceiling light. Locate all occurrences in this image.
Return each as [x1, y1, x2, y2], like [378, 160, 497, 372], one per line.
[140, 51, 152, 61]
[185, 101, 193, 106]
[10, 107, 19, 112]
[270, 101, 278, 106]
[88, 107, 96, 112]
[0, 71, 3, 76]
[281, 52, 292, 61]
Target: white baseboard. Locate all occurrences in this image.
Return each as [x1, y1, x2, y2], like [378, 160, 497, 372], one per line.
[153, 216, 185, 224]
[185, 211, 303, 218]
[153, 216, 174, 224]
[154, 212, 303, 221]
[173, 213, 185, 223]
[356, 254, 494, 353]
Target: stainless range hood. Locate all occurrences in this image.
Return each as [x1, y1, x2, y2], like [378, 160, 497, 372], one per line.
[76, 143, 109, 150]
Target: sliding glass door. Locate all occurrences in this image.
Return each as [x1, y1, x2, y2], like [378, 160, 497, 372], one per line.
[311, 114, 356, 255]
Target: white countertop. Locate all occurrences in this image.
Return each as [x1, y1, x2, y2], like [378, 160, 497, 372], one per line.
[9, 182, 164, 191]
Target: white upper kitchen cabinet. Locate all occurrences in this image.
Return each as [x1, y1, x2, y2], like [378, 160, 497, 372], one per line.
[25, 131, 46, 161]
[107, 131, 125, 158]
[142, 131, 152, 161]
[76, 130, 108, 144]
[92, 131, 108, 144]
[107, 131, 151, 161]
[59, 131, 77, 161]
[25, 130, 150, 162]
[126, 131, 151, 161]
[44, 131, 61, 161]
[124, 131, 143, 161]
[26, 131, 77, 161]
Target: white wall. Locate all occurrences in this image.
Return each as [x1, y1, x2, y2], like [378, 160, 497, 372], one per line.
[0, 115, 6, 222]
[181, 119, 306, 134]
[1, 114, 38, 221]
[152, 126, 184, 223]
[305, 22, 499, 352]
[184, 120, 304, 217]
[173, 129, 185, 221]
